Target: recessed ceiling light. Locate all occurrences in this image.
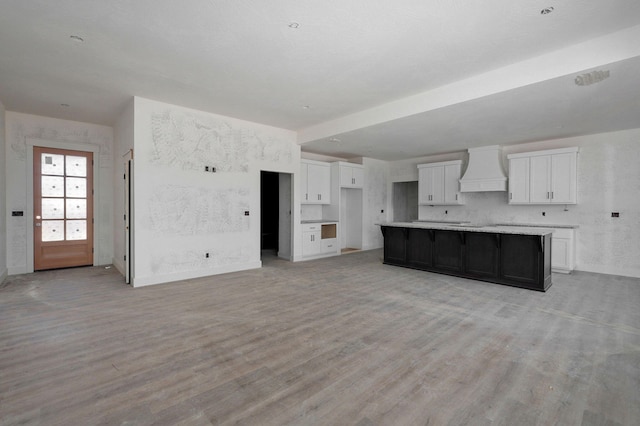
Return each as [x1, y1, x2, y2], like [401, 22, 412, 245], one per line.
[302, 105, 311, 109]
[540, 7, 554, 15]
[69, 35, 84, 42]
[60, 103, 70, 107]
[329, 137, 341, 143]
[288, 22, 300, 29]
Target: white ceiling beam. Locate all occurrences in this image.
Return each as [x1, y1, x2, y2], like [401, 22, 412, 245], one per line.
[297, 25, 640, 144]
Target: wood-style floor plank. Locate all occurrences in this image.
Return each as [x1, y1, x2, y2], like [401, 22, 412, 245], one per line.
[1, 249, 639, 425]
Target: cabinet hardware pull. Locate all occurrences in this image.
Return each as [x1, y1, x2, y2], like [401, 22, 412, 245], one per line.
[510, 193, 512, 200]
[547, 192, 550, 199]
[551, 191, 554, 199]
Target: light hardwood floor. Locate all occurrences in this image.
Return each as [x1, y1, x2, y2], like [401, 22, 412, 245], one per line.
[1, 249, 639, 425]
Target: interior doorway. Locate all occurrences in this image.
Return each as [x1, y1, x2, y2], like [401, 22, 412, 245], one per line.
[123, 150, 133, 284]
[260, 171, 292, 261]
[393, 181, 418, 222]
[33, 146, 94, 270]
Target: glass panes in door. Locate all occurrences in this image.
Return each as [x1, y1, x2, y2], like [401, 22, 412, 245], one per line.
[34, 147, 93, 270]
[40, 153, 88, 242]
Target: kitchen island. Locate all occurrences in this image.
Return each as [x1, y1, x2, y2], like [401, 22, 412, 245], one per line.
[379, 222, 553, 292]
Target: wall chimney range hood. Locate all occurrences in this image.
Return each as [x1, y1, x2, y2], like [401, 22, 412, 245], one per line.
[459, 145, 507, 192]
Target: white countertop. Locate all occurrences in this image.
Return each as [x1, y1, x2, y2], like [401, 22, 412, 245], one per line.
[301, 220, 338, 224]
[378, 222, 554, 236]
[494, 222, 579, 229]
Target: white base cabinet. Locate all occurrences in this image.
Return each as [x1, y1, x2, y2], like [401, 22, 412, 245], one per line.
[301, 223, 339, 259]
[551, 228, 576, 274]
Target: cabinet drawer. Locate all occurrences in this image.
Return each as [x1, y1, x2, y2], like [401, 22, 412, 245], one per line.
[302, 224, 321, 232]
[322, 238, 337, 253]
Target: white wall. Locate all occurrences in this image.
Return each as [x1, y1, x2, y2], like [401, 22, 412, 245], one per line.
[131, 97, 299, 286]
[0, 101, 7, 283]
[5, 112, 114, 274]
[388, 129, 640, 278]
[113, 98, 135, 275]
[362, 158, 389, 250]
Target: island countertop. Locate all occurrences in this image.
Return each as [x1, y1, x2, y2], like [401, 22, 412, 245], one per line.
[377, 221, 554, 236]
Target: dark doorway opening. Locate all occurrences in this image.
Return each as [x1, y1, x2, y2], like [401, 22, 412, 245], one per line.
[260, 171, 279, 252]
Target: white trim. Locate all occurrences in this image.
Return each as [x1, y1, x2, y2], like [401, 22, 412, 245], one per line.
[8, 266, 28, 275]
[575, 265, 640, 279]
[507, 146, 579, 159]
[132, 261, 262, 287]
[0, 268, 7, 284]
[26, 138, 101, 273]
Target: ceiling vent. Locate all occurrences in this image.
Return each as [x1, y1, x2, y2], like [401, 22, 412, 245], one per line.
[459, 145, 507, 192]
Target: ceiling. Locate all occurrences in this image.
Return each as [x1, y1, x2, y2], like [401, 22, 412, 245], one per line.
[1, 0, 639, 160]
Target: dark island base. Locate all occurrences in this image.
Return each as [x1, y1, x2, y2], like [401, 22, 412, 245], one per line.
[381, 226, 552, 292]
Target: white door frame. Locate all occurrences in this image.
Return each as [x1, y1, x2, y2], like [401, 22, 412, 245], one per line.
[26, 138, 101, 273]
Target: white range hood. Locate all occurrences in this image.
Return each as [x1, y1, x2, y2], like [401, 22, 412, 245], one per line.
[459, 145, 508, 192]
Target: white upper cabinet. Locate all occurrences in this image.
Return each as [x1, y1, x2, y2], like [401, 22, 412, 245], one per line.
[337, 162, 364, 188]
[508, 157, 530, 204]
[418, 160, 464, 205]
[508, 147, 578, 205]
[301, 160, 331, 204]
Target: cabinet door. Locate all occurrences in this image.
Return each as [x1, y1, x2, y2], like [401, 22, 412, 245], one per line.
[382, 227, 407, 265]
[464, 233, 499, 278]
[300, 163, 309, 202]
[500, 234, 540, 285]
[317, 165, 331, 203]
[340, 167, 351, 187]
[431, 166, 445, 204]
[339, 166, 363, 188]
[509, 157, 530, 204]
[406, 228, 433, 269]
[529, 155, 551, 203]
[302, 231, 322, 256]
[550, 153, 577, 204]
[433, 230, 463, 273]
[443, 164, 462, 204]
[552, 237, 570, 271]
[418, 168, 433, 204]
[351, 167, 364, 187]
[307, 163, 330, 204]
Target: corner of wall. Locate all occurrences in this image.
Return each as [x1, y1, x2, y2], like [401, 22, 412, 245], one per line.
[0, 100, 7, 282]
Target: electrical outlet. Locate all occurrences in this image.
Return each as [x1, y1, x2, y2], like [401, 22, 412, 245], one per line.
[205, 252, 210, 258]
[380, 209, 384, 213]
[542, 211, 546, 216]
[244, 211, 249, 216]
[12, 211, 24, 217]
[211, 166, 216, 173]
[204, 166, 209, 172]
[611, 212, 620, 218]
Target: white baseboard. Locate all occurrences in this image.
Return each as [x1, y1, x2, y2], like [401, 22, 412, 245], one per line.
[575, 264, 640, 279]
[8, 266, 29, 275]
[132, 261, 262, 287]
